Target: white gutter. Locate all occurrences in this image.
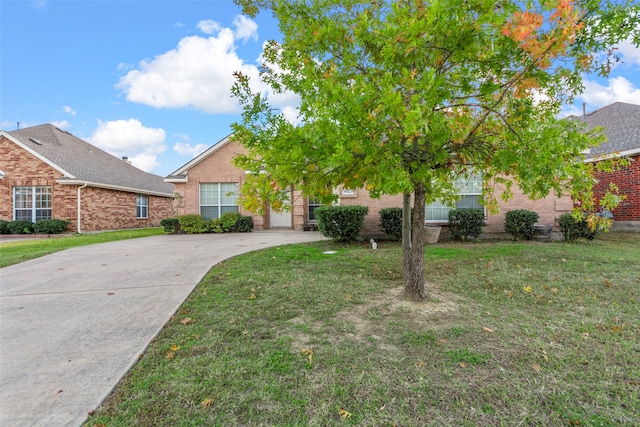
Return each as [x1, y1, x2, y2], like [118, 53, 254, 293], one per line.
[58, 179, 173, 198]
[77, 182, 88, 234]
[164, 177, 188, 183]
[584, 148, 640, 163]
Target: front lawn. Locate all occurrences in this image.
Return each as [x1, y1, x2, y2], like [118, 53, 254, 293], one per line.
[0, 228, 164, 268]
[87, 234, 639, 426]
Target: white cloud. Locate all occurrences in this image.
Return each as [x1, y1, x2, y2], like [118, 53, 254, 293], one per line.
[173, 142, 209, 157]
[233, 15, 258, 43]
[578, 76, 640, 107]
[128, 153, 161, 174]
[116, 22, 262, 114]
[197, 19, 222, 35]
[617, 37, 640, 67]
[50, 120, 69, 129]
[63, 105, 76, 115]
[88, 119, 166, 173]
[30, 1, 47, 11]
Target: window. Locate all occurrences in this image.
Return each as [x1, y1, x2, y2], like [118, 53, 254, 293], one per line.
[136, 195, 148, 218]
[199, 183, 239, 219]
[308, 197, 323, 222]
[425, 173, 483, 222]
[13, 186, 52, 222]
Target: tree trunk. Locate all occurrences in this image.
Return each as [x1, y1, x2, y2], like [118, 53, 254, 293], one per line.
[404, 182, 427, 301]
[402, 192, 412, 291]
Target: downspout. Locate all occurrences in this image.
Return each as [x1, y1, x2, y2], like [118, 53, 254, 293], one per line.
[77, 182, 88, 234]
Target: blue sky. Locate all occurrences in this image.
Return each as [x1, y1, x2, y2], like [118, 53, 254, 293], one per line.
[2, 1, 639, 177]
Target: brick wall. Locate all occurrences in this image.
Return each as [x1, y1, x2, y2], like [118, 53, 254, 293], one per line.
[1, 135, 173, 232]
[485, 180, 573, 233]
[172, 140, 267, 229]
[592, 154, 639, 221]
[338, 189, 404, 234]
[78, 187, 172, 232]
[335, 179, 573, 235]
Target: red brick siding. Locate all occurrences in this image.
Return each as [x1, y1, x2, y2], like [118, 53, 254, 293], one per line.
[1, 135, 173, 232]
[592, 154, 639, 221]
[78, 187, 172, 231]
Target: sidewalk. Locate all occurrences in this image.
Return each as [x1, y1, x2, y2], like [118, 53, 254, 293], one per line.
[0, 231, 324, 427]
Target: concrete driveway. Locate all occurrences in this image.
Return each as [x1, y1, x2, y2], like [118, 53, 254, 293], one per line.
[0, 230, 324, 427]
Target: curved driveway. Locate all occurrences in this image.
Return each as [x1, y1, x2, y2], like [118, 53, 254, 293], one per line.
[0, 231, 324, 427]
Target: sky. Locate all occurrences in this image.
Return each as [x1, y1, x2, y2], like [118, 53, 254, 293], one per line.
[1, 1, 639, 177]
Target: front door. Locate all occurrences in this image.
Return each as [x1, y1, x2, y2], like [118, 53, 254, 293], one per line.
[270, 199, 292, 228]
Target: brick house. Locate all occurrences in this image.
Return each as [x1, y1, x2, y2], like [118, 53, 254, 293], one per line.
[165, 133, 573, 236]
[578, 102, 640, 231]
[0, 124, 174, 233]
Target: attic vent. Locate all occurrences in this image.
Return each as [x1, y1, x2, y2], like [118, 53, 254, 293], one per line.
[54, 126, 72, 135]
[29, 138, 43, 145]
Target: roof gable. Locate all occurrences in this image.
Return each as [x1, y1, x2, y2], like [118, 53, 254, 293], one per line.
[3, 124, 173, 196]
[165, 134, 235, 181]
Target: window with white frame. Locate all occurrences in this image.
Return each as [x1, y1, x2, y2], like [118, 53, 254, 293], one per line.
[199, 183, 239, 220]
[136, 194, 148, 218]
[13, 186, 52, 222]
[308, 197, 323, 222]
[425, 173, 483, 222]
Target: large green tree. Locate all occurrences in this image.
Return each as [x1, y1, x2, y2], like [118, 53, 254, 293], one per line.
[231, 0, 638, 301]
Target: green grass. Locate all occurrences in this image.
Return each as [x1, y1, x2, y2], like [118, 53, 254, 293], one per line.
[0, 228, 164, 267]
[81, 232, 637, 426]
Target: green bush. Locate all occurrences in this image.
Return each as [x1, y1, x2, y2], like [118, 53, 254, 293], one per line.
[221, 212, 243, 232]
[203, 218, 224, 233]
[504, 209, 539, 241]
[178, 214, 206, 234]
[160, 218, 180, 233]
[0, 220, 9, 234]
[379, 207, 405, 240]
[558, 213, 598, 242]
[315, 205, 368, 242]
[235, 216, 254, 232]
[33, 219, 70, 234]
[448, 208, 485, 241]
[7, 220, 34, 235]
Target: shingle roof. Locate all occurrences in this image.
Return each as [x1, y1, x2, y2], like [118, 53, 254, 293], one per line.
[572, 102, 640, 157]
[5, 124, 174, 196]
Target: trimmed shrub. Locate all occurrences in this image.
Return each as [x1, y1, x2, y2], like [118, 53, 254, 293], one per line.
[504, 209, 539, 241]
[221, 212, 243, 232]
[315, 205, 369, 242]
[558, 213, 598, 242]
[160, 217, 180, 233]
[0, 220, 9, 234]
[448, 208, 485, 241]
[204, 219, 223, 233]
[235, 216, 254, 232]
[7, 220, 34, 235]
[379, 207, 404, 240]
[178, 214, 206, 234]
[33, 219, 69, 234]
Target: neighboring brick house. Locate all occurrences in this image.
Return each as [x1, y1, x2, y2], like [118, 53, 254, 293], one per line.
[0, 124, 174, 233]
[165, 134, 573, 236]
[577, 102, 640, 231]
